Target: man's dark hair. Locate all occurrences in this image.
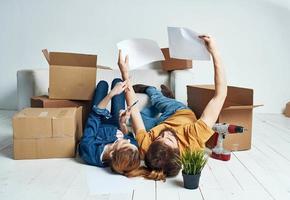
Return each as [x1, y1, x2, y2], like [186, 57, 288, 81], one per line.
[144, 128, 181, 177]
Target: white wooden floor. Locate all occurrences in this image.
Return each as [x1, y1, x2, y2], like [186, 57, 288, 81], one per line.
[1, 110, 290, 200]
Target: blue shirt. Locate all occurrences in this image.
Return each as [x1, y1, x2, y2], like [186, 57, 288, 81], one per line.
[78, 105, 138, 167]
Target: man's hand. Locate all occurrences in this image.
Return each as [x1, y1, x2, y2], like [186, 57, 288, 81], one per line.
[109, 81, 128, 97]
[199, 35, 218, 56]
[118, 50, 129, 80]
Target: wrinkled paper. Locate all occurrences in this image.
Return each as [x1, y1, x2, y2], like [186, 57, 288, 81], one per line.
[117, 38, 164, 69]
[168, 27, 210, 60]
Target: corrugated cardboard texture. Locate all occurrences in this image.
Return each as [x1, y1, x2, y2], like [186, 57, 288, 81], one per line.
[187, 85, 257, 151]
[285, 102, 290, 117]
[49, 52, 97, 67]
[75, 107, 83, 141]
[161, 48, 192, 71]
[31, 95, 91, 128]
[13, 107, 78, 159]
[13, 108, 77, 139]
[43, 49, 98, 100]
[219, 109, 252, 150]
[49, 65, 97, 100]
[13, 137, 75, 159]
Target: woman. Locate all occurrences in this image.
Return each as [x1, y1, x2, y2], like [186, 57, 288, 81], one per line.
[78, 78, 140, 176]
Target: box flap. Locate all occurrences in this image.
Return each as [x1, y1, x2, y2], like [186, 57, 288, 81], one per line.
[223, 104, 263, 110]
[42, 49, 50, 64]
[13, 107, 78, 120]
[187, 85, 254, 106]
[15, 108, 57, 118]
[187, 85, 215, 90]
[43, 50, 97, 67]
[161, 48, 192, 71]
[97, 65, 112, 70]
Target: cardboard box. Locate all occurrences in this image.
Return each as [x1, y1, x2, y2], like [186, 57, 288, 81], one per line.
[13, 107, 78, 159]
[30, 95, 91, 139]
[161, 48, 192, 71]
[14, 137, 75, 160]
[42, 49, 98, 100]
[284, 102, 290, 117]
[187, 85, 262, 151]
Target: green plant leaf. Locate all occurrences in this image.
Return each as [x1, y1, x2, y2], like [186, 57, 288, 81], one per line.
[177, 148, 207, 175]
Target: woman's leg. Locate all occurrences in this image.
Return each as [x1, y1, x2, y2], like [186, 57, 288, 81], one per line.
[103, 78, 125, 128]
[91, 80, 109, 107]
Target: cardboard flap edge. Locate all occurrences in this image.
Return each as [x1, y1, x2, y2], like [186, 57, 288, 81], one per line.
[42, 49, 50, 64]
[97, 65, 112, 70]
[223, 104, 264, 110]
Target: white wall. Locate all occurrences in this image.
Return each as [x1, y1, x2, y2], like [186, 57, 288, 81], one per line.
[0, 0, 289, 113]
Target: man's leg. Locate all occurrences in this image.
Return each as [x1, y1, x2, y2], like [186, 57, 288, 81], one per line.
[140, 106, 159, 131]
[145, 86, 187, 123]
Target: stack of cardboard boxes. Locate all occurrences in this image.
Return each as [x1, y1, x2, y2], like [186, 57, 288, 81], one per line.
[13, 49, 109, 159]
[13, 108, 79, 159]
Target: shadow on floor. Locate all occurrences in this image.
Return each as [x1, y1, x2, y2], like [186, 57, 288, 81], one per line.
[172, 179, 183, 187]
[0, 143, 13, 159]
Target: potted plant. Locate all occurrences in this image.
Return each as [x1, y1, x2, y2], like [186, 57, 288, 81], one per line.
[177, 149, 208, 189]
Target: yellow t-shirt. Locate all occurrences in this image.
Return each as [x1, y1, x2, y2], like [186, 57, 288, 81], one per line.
[136, 109, 214, 158]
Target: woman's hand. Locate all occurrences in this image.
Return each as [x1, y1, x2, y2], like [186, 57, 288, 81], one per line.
[199, 35, 218, 56]
[109, 81, 128, 97]
[118, 50, 129, 80]
[119, 109, 131, 125]
[119, 109, 131, 134]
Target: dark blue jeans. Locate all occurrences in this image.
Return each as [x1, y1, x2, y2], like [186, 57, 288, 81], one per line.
[141, 86, 188, 131]
[79, 79, 138, 167]
[92, 78, 125, 129]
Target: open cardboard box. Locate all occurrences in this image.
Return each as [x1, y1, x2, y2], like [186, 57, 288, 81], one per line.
[187, 85, 262, 151]
[30, 95, 91, 140]
[42, 49, 110, 100]
[13, 107, 79, 159]
[161, 48, 192, 71]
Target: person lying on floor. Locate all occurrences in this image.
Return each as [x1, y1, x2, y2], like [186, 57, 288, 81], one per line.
[78, 78, 141, 177]
[117, 35, 227, 181]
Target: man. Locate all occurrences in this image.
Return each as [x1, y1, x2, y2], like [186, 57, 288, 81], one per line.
[118, 35, 227, 180]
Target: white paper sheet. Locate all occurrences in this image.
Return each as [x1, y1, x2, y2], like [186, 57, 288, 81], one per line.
[168, 27, 210, 60]
[117, 38, 164, 69]
[85, 165, 150, 195]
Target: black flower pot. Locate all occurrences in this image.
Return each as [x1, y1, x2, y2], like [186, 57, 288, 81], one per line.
[182, 171, 201, 189]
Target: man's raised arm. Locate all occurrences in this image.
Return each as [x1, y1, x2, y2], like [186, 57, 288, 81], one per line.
[199, 35, 227, 128]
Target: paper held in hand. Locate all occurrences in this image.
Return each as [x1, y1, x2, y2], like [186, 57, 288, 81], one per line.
[117, 38, 165, 69]
[167, 27, 211, 60]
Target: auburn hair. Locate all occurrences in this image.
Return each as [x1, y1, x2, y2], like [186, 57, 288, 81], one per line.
[110, 145, 140, 175]
[145, 128, 181, 177]
[109, 145, 167, 181]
